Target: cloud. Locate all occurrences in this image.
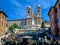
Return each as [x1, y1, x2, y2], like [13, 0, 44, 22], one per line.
[9, 0, 21, 8]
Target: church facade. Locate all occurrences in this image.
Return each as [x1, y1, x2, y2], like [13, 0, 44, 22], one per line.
[26, 5, 42, 30]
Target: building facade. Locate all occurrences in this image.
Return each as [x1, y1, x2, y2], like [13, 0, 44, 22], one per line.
[26, 5, 42, 30]
[7, 19, 26, 29]
[0, 11, 7, 36]
[7, 5, 42, 30]
[48, 0, 60, 36]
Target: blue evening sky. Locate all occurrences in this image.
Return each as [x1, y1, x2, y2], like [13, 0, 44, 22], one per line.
[0, 0, 57, 21]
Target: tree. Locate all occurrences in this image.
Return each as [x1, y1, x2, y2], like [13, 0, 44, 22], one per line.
[41, 22, 45, 28]
[13, 23, 19, 28]
[8, 26, 14, 32]
[8, 23, 19, 32]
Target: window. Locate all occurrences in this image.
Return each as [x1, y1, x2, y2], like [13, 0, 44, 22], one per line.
[28, 11, 30, 13]
[59, 4, 60, 9]
[54, 8, 57, 14]
[27, 20, 30, 25]
[2, 21, 3, 26]
[2, 14, 4, 19]
[38, 10, 40, 12]
[56, 28, 59, 37]
[38, 19, 40, 24]
[4, 16, 5, 20]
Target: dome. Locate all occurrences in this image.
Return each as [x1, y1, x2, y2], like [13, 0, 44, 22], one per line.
[27, 6, 31, 8]
[37, 5, 41, 9]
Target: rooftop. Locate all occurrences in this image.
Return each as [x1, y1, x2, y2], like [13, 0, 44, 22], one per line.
[0, 10, 8, 17]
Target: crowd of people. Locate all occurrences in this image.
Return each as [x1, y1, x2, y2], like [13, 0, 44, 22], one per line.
[0, 32, 60, 45]
[1, 37, 60, 45]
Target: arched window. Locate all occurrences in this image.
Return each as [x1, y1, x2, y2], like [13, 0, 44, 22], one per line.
[28, 11, 30, 13]
[38, 10, 40, 12]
